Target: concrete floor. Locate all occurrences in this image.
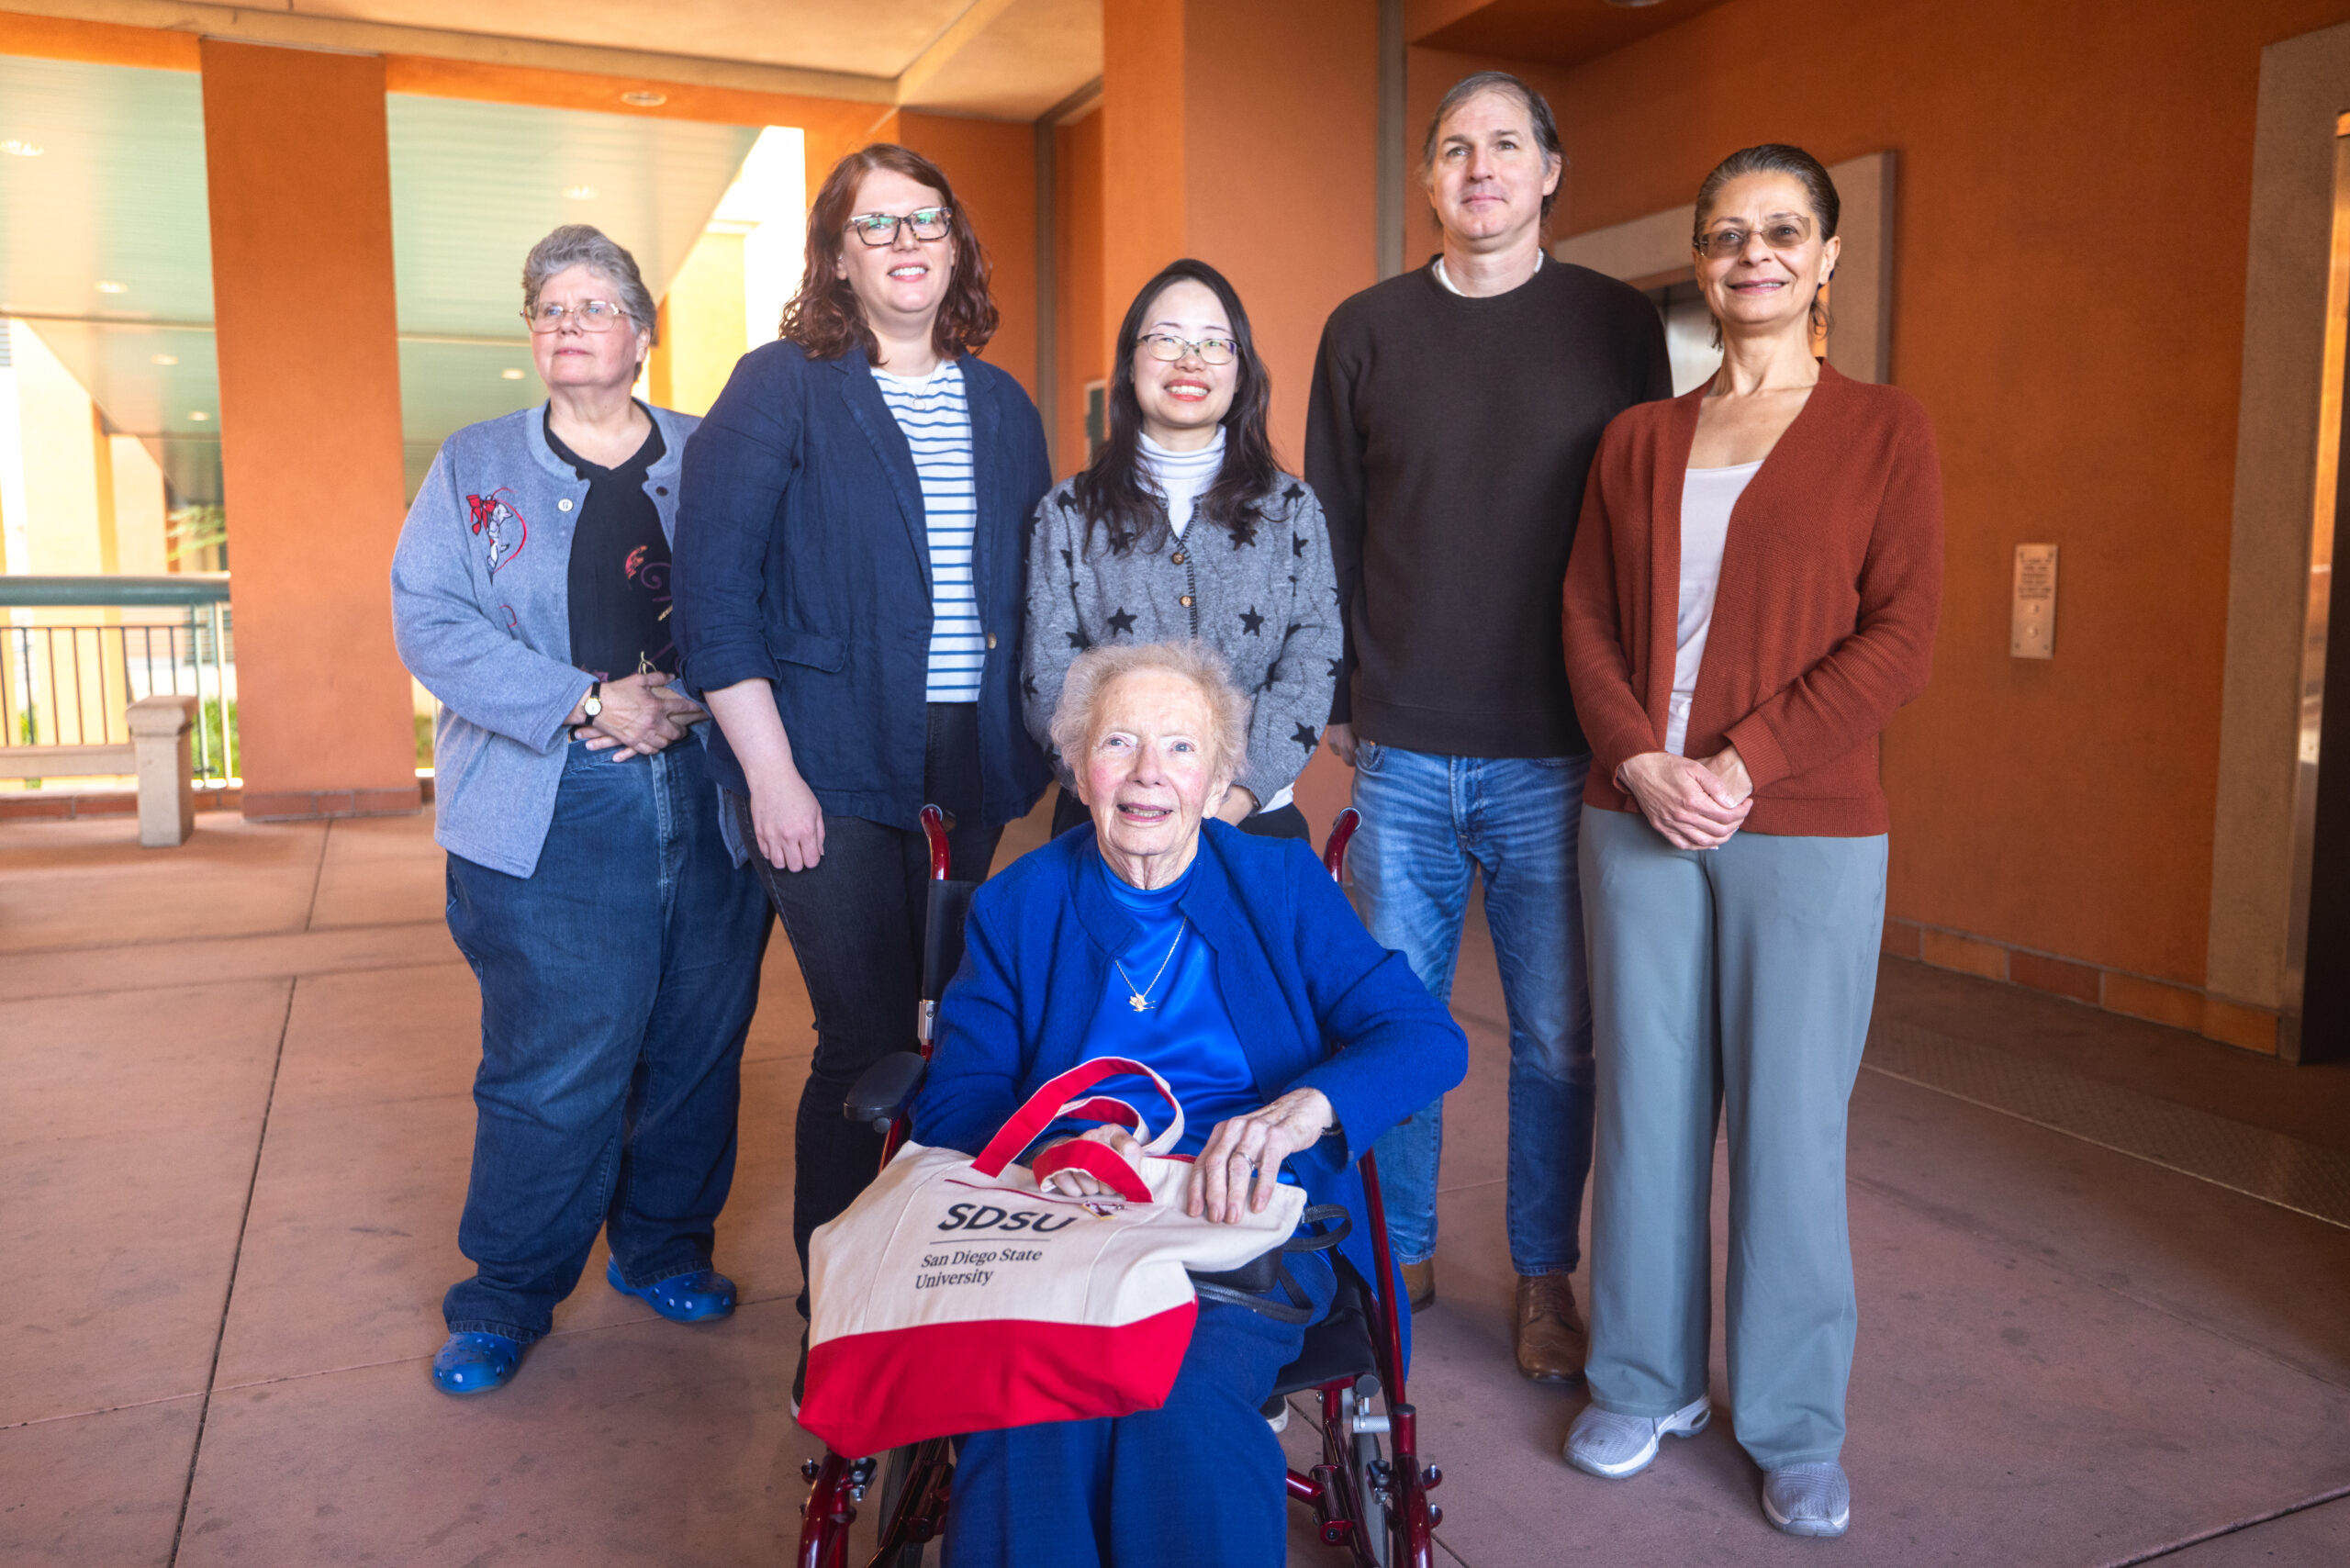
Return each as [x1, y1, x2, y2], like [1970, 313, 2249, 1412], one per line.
[4, 805, 2347, 1566]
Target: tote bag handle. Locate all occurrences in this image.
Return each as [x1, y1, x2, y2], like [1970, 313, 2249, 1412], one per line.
[971, 1057, 1187, 1202]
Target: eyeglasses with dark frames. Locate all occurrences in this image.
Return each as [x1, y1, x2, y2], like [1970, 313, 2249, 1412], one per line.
[845, 207, 953, 247]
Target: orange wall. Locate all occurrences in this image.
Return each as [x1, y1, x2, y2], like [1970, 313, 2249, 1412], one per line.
[1053, 107, 1107, 476]
[1555, 0, 2350, 987]
[1103, 0, 1381, 473]
[899, 111, 1040, 402]
[200, 40, 419, 815]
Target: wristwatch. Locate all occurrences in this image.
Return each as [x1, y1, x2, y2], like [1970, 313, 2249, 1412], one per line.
[581, 680, 603, 722]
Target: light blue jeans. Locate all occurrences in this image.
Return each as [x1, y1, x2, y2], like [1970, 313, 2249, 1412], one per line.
[1347, 741, 1595, 1276]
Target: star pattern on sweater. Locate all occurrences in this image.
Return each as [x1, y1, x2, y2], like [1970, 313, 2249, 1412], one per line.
[1327, 658, 1343, 679]
[1292, 722, 1319, 752]
[1282, 483, 1304, 501]
[1106, 608, 1136, 635]
[1061, 547, 1074, 570]
[1239, 607, 1266, 635]
[1022, 673, 1038, 698]
[1292, 532, 1307, 557]
[1066, 630, 1091, 650]
[1229, 514, 1259, 550]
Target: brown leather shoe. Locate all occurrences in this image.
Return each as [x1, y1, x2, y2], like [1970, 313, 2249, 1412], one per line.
[1514, 1271, 1587, 1383]
[1400, 1259, 1436, 1310]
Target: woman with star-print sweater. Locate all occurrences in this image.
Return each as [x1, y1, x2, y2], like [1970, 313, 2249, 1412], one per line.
[1024, 259, 1341, 840]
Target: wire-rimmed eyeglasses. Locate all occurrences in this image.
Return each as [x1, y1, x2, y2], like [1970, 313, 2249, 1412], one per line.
[1136, 333, 1238, 366]
[522, 299, 634, 333]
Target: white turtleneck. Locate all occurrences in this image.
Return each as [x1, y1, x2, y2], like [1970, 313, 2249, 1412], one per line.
[1141, 427, 1225, 536]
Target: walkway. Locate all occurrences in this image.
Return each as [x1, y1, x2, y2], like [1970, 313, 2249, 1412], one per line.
[4, 807, 2347, 1565]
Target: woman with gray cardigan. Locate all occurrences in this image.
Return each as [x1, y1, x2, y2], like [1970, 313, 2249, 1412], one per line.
[391, 226, 769, 1397]
[1024, 258, 1340, 839]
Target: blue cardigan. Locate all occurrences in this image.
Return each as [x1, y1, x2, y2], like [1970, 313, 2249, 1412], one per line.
[912, 821, 1468, 1325]
[672, 341, 1055, 829]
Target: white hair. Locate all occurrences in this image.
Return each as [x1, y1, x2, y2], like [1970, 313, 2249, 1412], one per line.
[1049, 640, 1250, 783]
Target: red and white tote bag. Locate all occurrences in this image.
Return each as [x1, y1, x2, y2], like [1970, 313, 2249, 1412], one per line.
[799, 1056, 1308, 1458]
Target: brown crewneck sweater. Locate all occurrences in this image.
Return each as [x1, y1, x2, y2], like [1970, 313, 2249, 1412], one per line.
[1305, 258, 1672, 758]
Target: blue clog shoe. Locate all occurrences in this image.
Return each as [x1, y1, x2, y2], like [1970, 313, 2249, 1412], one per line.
[431, 1331, 521, 1395]
[607, 1257, 737, 1323]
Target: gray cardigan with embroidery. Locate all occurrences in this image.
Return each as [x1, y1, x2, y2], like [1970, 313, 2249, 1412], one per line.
[390, 403, 697, 879]
[1022, 472, 1341, 812]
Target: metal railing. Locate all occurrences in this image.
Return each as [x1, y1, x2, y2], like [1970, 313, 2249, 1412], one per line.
[0, 575, 235, 781]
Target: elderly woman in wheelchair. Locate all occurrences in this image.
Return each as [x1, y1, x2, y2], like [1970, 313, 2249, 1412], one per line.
[899, 639, 1466, 1567]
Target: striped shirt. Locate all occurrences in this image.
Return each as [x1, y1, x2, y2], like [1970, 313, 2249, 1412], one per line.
[874, 361, 982, 702]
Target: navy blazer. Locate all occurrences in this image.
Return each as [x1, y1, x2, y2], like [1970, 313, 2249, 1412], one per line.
[912, 821, 1468, 1334]
[673, 341, 1054, 828]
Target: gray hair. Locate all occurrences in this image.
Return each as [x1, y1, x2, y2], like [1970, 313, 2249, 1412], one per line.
[1049, 640, 1250, 786]
[521, 224, 658, 346]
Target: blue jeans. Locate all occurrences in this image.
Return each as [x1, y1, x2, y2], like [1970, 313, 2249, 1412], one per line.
[442, 736, 770, 1342]
[1348, 742, 1595, 1276]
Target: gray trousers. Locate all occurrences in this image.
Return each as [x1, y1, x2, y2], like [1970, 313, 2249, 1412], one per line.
[1580, 805, 1887, 1469]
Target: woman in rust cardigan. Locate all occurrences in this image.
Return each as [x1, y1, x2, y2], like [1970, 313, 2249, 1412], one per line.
[1558, 145, 1942, 1540]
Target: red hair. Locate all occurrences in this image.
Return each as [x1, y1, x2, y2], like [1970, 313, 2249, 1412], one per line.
[778, 143, 1000, 362]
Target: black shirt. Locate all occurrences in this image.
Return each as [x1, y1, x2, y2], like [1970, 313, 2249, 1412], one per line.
[548, 409, 672, 681]
[1304, 259, 1672, 757]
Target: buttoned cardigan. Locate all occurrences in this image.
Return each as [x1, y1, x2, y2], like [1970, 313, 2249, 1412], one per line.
[1561, 364, 1944, 837]
[1021, 474, 1341, 811]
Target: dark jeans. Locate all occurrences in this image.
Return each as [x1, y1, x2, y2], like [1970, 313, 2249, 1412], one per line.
[1049, 784, 1310, 843]
[733, 703, 1004, 1313]
[442, 736, 770, 1343]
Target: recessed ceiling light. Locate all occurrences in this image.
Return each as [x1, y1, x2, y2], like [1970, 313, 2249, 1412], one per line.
[1, 139, 41, 157]
[151, 353, 178, 365]
[187, 410, 209, 420]
[95, 280, 128, 294]
[500, 367, 526, 380]
[565, 185, 599, 200]
[620, 90, 667, 107]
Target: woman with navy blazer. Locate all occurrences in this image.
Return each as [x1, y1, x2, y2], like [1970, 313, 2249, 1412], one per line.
[673, 144, 1053, 1323]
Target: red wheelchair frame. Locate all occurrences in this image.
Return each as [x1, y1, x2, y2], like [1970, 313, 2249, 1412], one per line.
[795, 806, 1440, 1567]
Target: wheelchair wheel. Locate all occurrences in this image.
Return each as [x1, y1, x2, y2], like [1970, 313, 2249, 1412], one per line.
[1334, 1378, 1394, 1568]
[869, 1439, 951, 1567]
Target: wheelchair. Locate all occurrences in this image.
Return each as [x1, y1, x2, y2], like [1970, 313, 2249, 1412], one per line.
[792, 805, 1441, 1568]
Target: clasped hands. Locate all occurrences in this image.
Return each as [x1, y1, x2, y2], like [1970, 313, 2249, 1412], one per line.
[1035, 1087, 1336, 1225]
[1618, 745, 1753, 850]
[569, 671, 708, 759]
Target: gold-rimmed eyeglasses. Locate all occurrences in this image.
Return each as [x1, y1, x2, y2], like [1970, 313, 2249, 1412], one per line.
[846, 207, 953, 247]
[1694, 215, 1816, 261]
[1137, 333, 1238, 365]
[523, 299, 634, 333]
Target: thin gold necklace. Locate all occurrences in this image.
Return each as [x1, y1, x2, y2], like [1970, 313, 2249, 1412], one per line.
[1113, 922, 1185, 1014]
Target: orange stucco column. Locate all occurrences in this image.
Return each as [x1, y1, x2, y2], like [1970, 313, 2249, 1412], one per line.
[200, 39, 419, 820]
[1102, 0, 1379, 469]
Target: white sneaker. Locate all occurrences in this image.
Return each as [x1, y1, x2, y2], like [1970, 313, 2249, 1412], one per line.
[1563, 1395, 1710, 1479]
[1762, 1461, 1851, 1538]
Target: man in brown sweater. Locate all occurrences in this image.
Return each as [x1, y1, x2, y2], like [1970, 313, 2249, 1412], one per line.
[1304, 71, 1670, 1383]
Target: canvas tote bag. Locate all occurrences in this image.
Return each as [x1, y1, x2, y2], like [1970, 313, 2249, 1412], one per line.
[799, 1056, 1309, 1457]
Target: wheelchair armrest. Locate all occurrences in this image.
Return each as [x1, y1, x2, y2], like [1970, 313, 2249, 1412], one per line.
[845, 1052, 928, 1135]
